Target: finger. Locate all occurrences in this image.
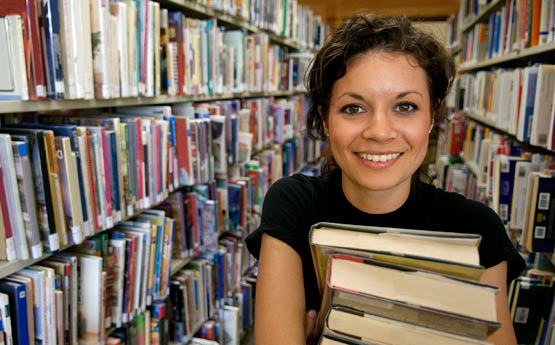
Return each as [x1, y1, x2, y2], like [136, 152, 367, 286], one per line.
[305, 309, 317, 339]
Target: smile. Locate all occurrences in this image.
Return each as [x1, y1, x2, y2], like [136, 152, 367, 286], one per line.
[356, 152, 401, 162]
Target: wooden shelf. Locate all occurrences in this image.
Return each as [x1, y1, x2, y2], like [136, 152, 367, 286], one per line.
[170, 256, 194, 276]
[461, 0, 504, 33]
[460, 41, 555, 72]
[0, 90, 305, 114]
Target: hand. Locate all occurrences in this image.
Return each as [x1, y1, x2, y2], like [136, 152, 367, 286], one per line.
[305, 309, 317, 345]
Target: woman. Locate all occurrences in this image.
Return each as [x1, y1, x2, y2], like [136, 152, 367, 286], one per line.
[245, 14, 525, 345]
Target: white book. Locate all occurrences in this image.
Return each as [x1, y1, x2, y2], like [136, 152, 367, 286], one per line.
[69, 0, 86, 99]
[79, 0, 95, 99]
[109, 239, 126, 328]
[540, 0, 550, 44]
[144, 1, 155, 97]
[223, 305, 240, 345]
[55, 137, 84, 245]
[77, 255, 103, 345]
[89, 0, 111, 99]
[11, 141, 43, 259]
[112, 2, 129, 97]
[510, 161, 541, 230]
[0, 134, 29, 260]
[109, 12, 120, 99]
[0, 17, 22, 100]
[5, 15, 29, 101]
[32, 266, 57, 345]
[530, 64, 555, 147]
[58, 0, 79, 99]
[496, 71, 514, 131]
[126, 2, 139, 97]
[0, 293, 13, 345]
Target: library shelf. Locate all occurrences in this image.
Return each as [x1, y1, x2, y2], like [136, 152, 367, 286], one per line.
[459, 41, 555, 72]
[463, 111, 555, 155]
[170, 256, 195, 276]
[0, 90, 307, 114]
[461, 0, 503, 33]
[160, 0, 317, 52]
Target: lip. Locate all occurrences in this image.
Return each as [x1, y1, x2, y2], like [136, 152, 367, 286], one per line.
[355, 151, 402, 168]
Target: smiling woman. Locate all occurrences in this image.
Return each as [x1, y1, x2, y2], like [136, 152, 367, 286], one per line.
[245, 14, 525, 345]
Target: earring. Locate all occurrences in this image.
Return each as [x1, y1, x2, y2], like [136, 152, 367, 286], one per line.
[428, 126, 433, 134]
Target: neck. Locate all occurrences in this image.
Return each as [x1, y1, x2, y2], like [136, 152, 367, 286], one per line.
[341, 174, 412, 214]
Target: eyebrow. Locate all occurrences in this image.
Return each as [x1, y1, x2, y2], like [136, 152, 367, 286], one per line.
[337, 91, 424, 101]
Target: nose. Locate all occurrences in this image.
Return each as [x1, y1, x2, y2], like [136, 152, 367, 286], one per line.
[361, 110, 397, 142]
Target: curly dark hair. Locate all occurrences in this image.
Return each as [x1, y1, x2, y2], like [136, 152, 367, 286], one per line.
[306, 14, 454, 174]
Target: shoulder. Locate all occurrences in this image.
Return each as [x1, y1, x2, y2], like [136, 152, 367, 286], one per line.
[414, 181, 500, 228]
[414, 181, 525, 281]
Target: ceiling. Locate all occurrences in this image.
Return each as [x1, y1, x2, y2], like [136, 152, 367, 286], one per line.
[298, 0, 460, 27]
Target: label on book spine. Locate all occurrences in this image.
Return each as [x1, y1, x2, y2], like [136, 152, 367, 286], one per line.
[5, 238, 16, 261]
[127, 205, 134, 218]
[55, 81, 65, 94]
[48, 234, 60, 251]
[106, 216, 114, 229]
[71, 226, 83, 245]
[84, 221, 93, 237]
[31, 244, 43, 259]
[36, 85, 46, 98]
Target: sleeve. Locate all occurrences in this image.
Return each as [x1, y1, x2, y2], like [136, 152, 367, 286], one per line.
[245, 175, 315, 260]
[457, 200, 526, 283]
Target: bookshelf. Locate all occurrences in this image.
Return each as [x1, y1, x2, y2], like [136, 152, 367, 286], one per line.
[1, 90, 306, 114]
[460, 0, 503, 32]
[440, 2, 555, 343]
[0, 0, 326, 344]
[159, 0, 317, 51]
[460, 41, 555, 72]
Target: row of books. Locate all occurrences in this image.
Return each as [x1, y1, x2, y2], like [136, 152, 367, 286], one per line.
[461, 0, 555, 65]
[459, 0, 496, 22]
[309, 222, 499, 345]
[460, 64, 555, 149]
[0, 94, 314, 262]
[0, 0, 320, 101]
[168, 251, 257, 345]
[187, 0, 329, 48]
[0, 209, 174, 345]
[436, 117, 555, 253]
[508, 260, 554, 345]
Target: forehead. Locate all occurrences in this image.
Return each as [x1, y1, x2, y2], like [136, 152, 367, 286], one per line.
[332, 51, 430, 97]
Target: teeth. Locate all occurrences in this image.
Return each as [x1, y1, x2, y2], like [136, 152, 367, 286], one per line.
[358, 153, 400, 162]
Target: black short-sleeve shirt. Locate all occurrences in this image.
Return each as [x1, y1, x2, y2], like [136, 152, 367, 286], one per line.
[245, 170, 526, 311]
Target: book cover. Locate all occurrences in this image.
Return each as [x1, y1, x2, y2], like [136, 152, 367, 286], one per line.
[0, 280, 30, 345]
[309, 222, 484, 294]
[324, 306, 493, 345]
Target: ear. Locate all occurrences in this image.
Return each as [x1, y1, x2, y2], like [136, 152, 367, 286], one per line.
[429, 118, 435, 134]
[318, 105, 329, 134]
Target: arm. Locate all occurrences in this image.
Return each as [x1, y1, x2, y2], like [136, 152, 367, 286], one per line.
[255, 233, 307, 345]
[480, 261, 517, 345]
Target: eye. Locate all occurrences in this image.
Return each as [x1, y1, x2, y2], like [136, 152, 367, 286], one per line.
[394, 102, 418, 113]
[340, 104, 365, 115]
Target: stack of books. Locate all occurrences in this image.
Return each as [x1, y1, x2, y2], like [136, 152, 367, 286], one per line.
[309, 222, 502, 345]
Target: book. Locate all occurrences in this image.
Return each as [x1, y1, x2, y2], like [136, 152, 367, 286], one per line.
[319, 254, 500, 340]
[323, 306, 493, 345]
[309, 222, 484, 294]
[0, 280, 30, 345]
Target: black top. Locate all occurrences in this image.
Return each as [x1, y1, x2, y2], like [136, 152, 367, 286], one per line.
[245, 170, 526, 311]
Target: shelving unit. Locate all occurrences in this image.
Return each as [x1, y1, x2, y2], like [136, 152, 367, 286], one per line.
[160, 0, 317, 52]
[1, 90, 306, 114]
[460, 0, 503, 32]
[0, 0, 325, 343]
[460, 41, 555, 72]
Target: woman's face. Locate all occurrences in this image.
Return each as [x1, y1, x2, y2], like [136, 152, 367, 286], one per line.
[326, 51, 432, 201]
